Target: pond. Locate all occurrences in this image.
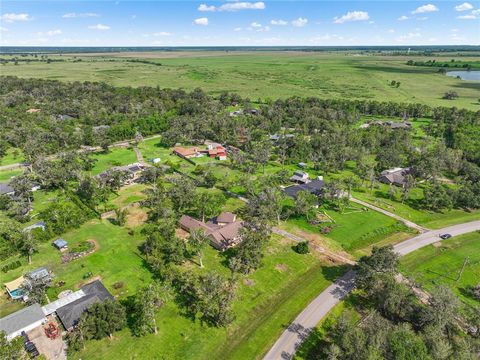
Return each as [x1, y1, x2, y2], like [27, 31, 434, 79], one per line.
[446, 70, 480, 81]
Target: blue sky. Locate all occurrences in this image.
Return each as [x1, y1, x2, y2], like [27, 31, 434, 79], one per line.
[1, 1, 479, 46]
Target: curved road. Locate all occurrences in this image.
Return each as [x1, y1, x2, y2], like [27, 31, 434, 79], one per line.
[264, 220, 480, 360]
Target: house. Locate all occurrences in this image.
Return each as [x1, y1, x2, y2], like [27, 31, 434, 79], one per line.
[55, 280, 114, 331]
[52, 238, 68, 251]
[0, 183, 15, 196]
[151, 158, 161, 164]
[386, 121, 412, 130]
[4, 276, 26, 300]
[173, 146, 202, 159]
[26, 267, 52, 286]
[208, 145, 227, 160]
[180, 212, 244, 251]
[93, 125, 111, 132]
[284, 179, 325, 199]
[378, 167, 412, 187]
[23, 221, 47, 233]
[269, 134, 295, 144]
[0, 304, 46, 341]
[96, 163, 145, 185]
[290, 171, 310, 184]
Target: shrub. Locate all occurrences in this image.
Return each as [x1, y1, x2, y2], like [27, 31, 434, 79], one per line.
[113, 281, 124, 289]
[2, 260, 22, 273]
[294, 241, 310, 254]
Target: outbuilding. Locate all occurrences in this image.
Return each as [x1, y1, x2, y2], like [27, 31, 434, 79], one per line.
[53, 238, 68, 251]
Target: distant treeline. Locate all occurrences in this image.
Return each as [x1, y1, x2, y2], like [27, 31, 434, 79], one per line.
[406, 59, 480, 69]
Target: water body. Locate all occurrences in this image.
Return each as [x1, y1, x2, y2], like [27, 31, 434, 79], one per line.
[446, 70, 480, 81]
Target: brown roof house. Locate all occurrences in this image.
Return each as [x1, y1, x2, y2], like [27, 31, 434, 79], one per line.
[173, 146, 203, 159]
[180, 212, 244, 251]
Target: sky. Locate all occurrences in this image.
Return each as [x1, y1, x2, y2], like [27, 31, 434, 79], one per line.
[0, 1, 479, 46]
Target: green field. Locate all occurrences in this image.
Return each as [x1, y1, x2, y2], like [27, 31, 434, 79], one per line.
[0, 168, 23, 182]
[2, 52, 479, 109]
[400, 231, 480, 306]
[0, 148, 24, 166]
[89, 147, 138, 175]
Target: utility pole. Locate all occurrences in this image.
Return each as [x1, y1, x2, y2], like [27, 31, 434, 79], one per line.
[456, 257, 469, 282]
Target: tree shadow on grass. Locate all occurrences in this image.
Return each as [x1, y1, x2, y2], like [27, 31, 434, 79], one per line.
[321, 263, 353, 282]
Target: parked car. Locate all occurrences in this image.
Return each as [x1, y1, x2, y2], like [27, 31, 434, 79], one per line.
[25, 341, 39, 357]
[440, 233, 452, 240]
[21, 331, 29, 342]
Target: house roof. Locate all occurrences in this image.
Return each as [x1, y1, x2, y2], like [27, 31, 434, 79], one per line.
[42, 289, 86, 316]
[173, 146, 200, 157]
[216, 212, 236, 224]
[284, 179, 325, 198]
[56, 280, 113, 329]
[179, 215, 212, 233]
[0, 183, 14, 195]
[53, 239, 68, 248]
[27, 267, 50, 281]
[0, 304, 45, 337]
[378, 167, 411, 186]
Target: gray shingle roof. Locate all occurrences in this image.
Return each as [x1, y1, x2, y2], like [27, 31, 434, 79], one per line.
[0, 183, 14, 195]
[55, 280, 114, 330]
[284, 179, 325, 198]
[0, 304, 45, 337]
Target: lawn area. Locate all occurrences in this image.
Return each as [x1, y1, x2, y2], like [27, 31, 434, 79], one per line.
[89, 147, 138, 175]
[353, 185, 480, 229]
[281, 202, 411, 257]
[400, 231, 480, 306]
[0, 168, 23, 182]
[137, 138, 180, 165]
[0, 148, 25, 166]
[71, 235, 341, 360]
[0, 219, 153, 302]
[106, 183, 148, 209]
[2, 52, 479, 110]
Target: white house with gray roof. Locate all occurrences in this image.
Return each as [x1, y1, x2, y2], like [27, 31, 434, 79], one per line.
[0, 304, 46, 340]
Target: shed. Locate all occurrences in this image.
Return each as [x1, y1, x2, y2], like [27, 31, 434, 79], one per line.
[53, 238, 68, 250]
[0, 304, 46, 340]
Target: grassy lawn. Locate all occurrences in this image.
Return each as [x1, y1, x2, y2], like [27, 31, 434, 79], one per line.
[137, 138, 180, 166]
[0, 148, 25, 166]
[2, 52, 479, 110]
[71, 235, 340, 360]
[0, 168, 23, 182]
[106, 183, 148, 209]
[89, 147, 138, 175]
[0, 220, 153, 302]
[400, 231, 480, 306]
[353, 185, 480, 229]
[281, 202, 411, 257]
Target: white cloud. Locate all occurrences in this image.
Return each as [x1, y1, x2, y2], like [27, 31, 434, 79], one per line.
[457, 14, 476, 19]
[292, 17, 308, 27]
[0, 13, 32, 23]
[193, 17, 209, 26]
[198, 4, 216, 12]
[387, 29, 395, 33]
[334, 11, 369, 24]
[455, 2, 473, 11]
[396, 32, 421, 42]
[88, 24, 110, 30]
[153, 31, 172, 36]
[473, 9, 480, 15]
[270, 19, 288, 26]
[198, 2, 265, 12]
[62, 12, 99, 18]
[0, 27, 8, 32]
[398, 15, 409, 21]
[412, 4, 439, 14]
[234, 27, 242, 31]
[250, 22, 262, 28]
[46, 29, 62, 36]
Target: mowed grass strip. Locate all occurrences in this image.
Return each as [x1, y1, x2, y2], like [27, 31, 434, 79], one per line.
[400, 231, 480, 306]
[89, 147, 138, 175]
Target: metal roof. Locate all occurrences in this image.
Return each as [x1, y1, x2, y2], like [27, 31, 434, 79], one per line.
[42, 290, 85, 316]
[0, 304, 45, 337]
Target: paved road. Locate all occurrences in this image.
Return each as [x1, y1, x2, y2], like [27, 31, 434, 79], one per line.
[263, 220, 480, 360]
[350, 197, 429, 233]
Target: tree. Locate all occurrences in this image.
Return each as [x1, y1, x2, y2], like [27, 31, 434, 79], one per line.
[251, 140, 271, 174]
[0, 331, 25, 359]
[420, 286, 459, 331]
[188, 229, 210, 268]
[168, 176, 195, 213]
[247, 187, 285, 225]
[21, 232, 37, 264]
[133, 282, 171, 336]
[80, 299, 126, 340]
[356, 245, 399, 289]
[294, 241, 309, 254]
[294, 190, 318, 221]
[423, 182, 453, 212]
[229, 222, 271, 274]
[114, 208, 128, 226]
[442, 91, 458, 100]
[21, 275, 48, 305]
[193, 191, 225, 222]
[387, 324, 431, 360]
